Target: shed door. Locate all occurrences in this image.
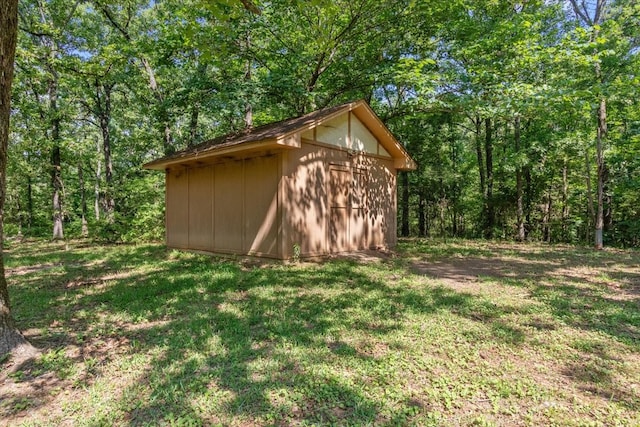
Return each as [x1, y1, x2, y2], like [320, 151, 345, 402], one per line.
[350, 169, 367, 249]
[329, 168, 350, 252]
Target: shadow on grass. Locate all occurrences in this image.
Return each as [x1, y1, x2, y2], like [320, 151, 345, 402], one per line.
[4, 242, 485, 425]
[408, 239, 640, 347]
[4, 238, 640, 423]
[406, 238, 640, 412]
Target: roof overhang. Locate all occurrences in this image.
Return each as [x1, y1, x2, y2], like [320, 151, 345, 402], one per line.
[143, 100, 416, 172]
[143, 135, 301, 171]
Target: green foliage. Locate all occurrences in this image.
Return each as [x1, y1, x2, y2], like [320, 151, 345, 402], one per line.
[4, 0, 640, 247]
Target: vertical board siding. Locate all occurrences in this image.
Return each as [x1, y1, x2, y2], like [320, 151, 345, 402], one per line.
[188, 166, 213, 250]
[214, 160, 243, 252]
[244, 155, 280, 256]
[166, 169, 189, 248]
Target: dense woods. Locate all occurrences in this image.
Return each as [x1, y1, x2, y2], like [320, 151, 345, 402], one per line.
[5, 0, 640, 247]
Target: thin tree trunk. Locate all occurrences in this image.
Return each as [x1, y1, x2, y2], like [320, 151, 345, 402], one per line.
[96, 81, 115, 219]
[26, 174, 33, 230]
[401, 172, 409, 237]
[584, 147, 595, 234]
[79, 162, 88, 237]
[51, 144, 64, 240]
[139, 56, 174, 154]
[595, 98, 606, 249]
[189, 103, 199, 146]
[448, 117, 459, 237]
[473, 116, 486, 196]
[604, 164, 612, 233]
[49, 71, 64, 240]
[38, 2, 64, 240]
[562, 157, 569, 241]
[439, 198, 446, 240]
[95, 137, 101, 221]
[515, 116, 525, 242]
[568, 0, 609, 249]
[524, 166, 532, 239]
[244, 33, 253, 128]
[542, 185, 553, 244]
[484, 117, 494, 238]
[418, 191, 425, 237]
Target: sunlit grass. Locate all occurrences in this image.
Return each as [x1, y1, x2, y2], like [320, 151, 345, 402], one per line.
[1, 238, 639, 426]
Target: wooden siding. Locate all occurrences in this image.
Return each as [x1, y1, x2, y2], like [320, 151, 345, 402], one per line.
[165, 154, 281, 258]
[214, 160, 244, 253]
[166, 168, 189, 248]
[188, 166, 213, 250]
[283, 140, 397, 257]
[244, 155, 280, 255]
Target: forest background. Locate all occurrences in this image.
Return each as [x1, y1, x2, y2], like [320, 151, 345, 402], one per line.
[6, 0, 640, 248]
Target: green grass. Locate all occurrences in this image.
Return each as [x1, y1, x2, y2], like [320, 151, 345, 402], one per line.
[1, 238, 639, 426]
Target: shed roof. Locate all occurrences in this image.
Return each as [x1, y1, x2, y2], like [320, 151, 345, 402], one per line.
[143, 99, 416, 171]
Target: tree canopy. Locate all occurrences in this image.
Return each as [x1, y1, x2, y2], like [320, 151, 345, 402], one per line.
[4, 0, 639, 247]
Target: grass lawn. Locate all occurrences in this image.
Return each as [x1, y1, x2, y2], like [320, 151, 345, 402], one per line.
[1, 238, 639, 426]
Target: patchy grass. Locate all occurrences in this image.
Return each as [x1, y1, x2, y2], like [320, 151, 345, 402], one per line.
[1, 238, 639, 426]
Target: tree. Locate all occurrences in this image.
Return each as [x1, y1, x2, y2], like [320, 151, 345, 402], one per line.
[1, 0, 37, 357]
[565, 0, 639, 248]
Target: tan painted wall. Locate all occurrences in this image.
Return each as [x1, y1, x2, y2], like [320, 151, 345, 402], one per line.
[282, 140, 397, 258]
[165, 154, 281, 257]
[166, 168, 189, 248]
[165, 139, 397, 259]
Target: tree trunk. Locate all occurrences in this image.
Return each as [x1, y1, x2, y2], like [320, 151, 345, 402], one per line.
[515, 116, 525, 242]
[604, 164, 612, 233]
[584, 147, 595, 237]
[26, 174, 33, 230]
[401, 172, 409, 237]
[51, 144, 64, 240]
[49, 71, 64, 240]
[98, 5, 175, 155]
[473, 116, 485, 196]
[595, 98, 606, 249]
[95, 137, 101, 221]
[244, 34, 253, 129]
[78, 162, 88, 237]
[189, 102, 199, 146]
[484, 117, 494, 238]
[139, 57, 174, 155]
[543, 184, 553, 243]
[448, 117, 459, 237]
[562, 157, 569, 242]
[524, 166, 532, 239]
[568, 0, 609, 249]
[96, 81, 115, 219]
[0, 0, 37, 357]
[439, 199, 446, 239]
[418, 191, 425, 237]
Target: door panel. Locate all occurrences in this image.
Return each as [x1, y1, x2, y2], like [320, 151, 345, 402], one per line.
[329, 168, 351, 252]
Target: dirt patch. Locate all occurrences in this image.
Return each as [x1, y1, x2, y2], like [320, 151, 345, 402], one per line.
[411, 257, 513, 284]
[6, 263, 64, 277]
[411, 254, 640, 302]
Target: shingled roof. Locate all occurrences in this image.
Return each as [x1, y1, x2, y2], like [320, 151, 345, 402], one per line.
[143, 100, 416, 171]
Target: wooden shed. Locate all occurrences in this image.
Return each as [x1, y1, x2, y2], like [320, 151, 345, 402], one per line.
[143, 100, 416, 259]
